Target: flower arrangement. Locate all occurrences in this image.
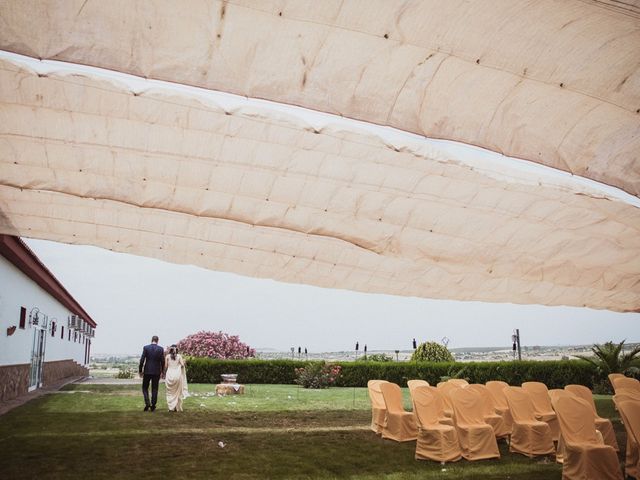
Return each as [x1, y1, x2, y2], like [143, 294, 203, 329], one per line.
[295, 362, 341, 389]
[177, 330, 255, 359]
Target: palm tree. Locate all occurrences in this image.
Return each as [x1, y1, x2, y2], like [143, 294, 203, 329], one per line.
[574, 340, 640, 375]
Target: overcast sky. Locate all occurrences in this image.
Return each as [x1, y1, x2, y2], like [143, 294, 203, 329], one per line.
[24, 238, 640, 355]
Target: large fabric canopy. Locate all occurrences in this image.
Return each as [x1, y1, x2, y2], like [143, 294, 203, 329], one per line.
[0, 1, 639, 312]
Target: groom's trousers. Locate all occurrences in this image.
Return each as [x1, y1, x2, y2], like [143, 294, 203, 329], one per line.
[142, 374, 160, 407]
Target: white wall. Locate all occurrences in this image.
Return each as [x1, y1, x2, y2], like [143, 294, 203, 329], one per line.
[0, 255, 91, 366]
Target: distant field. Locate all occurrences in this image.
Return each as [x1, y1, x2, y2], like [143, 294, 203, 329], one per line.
[0, 383, 628, 479]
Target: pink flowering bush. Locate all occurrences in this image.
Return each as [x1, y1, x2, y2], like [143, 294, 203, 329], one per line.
[295, 362, 341, 389]
[177, 331, 255, 359]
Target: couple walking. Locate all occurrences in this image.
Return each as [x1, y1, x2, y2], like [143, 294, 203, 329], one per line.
[139, 335, 188, 411]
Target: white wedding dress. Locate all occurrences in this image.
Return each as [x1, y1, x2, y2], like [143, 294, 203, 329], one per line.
[165, 353, 188, 411]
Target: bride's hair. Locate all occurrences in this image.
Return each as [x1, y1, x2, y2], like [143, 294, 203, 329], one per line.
[169, 344, 178, 360]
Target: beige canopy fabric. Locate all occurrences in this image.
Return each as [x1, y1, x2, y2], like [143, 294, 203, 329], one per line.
[367, 380, 388, 435]
[504, 387, 555, 458]
[1, 3, 640, 312]
[379, 382, 417, 442]
[554, 396, 623, 480]
[412, 386, 462, 463]
[564, 384, 619, 451]
[449, 387, 500, 461]
[1, 0, 639, 197]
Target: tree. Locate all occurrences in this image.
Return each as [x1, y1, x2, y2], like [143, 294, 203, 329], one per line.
[411, 341, 455, 362]
[574, 340, 640, 375]
[177, 330, 255, 359]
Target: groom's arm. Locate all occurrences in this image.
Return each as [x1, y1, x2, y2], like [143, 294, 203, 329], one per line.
[139, 348, 146, 377]
[160, 348, 165, 377]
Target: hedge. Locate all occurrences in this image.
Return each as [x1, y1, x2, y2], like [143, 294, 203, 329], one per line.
[185, 358, 598, 389]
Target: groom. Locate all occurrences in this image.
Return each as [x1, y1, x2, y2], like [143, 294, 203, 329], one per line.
[139, 335, 165, 411]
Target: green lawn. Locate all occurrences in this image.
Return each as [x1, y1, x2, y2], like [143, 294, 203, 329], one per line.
[0, 384, 627, 479]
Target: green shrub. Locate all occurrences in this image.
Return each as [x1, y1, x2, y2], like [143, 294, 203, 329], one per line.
[411, 341, 455, 362]
[184, 357, 598, 389]
[185, 358, 307, 384]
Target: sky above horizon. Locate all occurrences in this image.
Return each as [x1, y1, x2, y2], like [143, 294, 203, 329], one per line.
[23, 238, 640, 356]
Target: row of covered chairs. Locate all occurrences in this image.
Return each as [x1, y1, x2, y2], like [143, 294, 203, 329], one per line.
[608, 374, 640, 479]
[368, 377, 639, 479]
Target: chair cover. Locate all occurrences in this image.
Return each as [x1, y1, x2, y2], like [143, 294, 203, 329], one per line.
[438, 382, 460, 418]
[615, 389, 640, 405]
[379, 382, 418, 442]
[367, 380, 388, 434]
[486, 380, 514, 433]
[522, 382, 560, 441]
[618, 400, 640, 480]
[467, 384, 510, 438]
[447, 379, 469, 387]
[412, 386, 454, 426]
[504, 387, 555, 457]
[565, 384, 619, 451]
[412, 386, 462, 463]
[616, 377, 640, 394]
[554, 396, 623, 480]
[548, 389, 575, 464]
[450, 387, 500, 461]
[608, 373, 626, 392]
[407, 379, 430, 394]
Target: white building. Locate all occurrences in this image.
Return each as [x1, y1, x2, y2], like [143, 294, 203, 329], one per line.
[0, 235, 96, 403]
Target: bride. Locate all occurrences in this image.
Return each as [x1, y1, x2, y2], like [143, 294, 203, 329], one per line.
[165, 344, 188, 411]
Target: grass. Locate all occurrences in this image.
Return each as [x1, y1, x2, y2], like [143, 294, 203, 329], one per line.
[0, 383, 626, 479]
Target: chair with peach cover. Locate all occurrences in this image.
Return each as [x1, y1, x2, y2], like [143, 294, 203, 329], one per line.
[617, 399, 640, 479]
[565, 384, 619, 451]
[522, 382, 560, 441]
[554, 396, 623, 480]
[447, 378, 469, 387]
[449, 387, 500, 460]
[615, 388, 640, 406]
[615, 377, 640, 394]
[379, 382, 418, 442]
[503, 387, 555, 457]
[486, 380, 513, 433]
[608, 373, 626, 392]
[367, 380, 388, 434]
[412, 386, 462, 463]
[548, 389, 575, 464]
[410, 385, 453, 427]
[437, 382, 460, 418]
[466, 384, 509, 438]
[407, 379, 429, 394]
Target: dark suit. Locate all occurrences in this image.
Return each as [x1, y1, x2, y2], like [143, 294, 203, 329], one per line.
[139, 343, 165, 408]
